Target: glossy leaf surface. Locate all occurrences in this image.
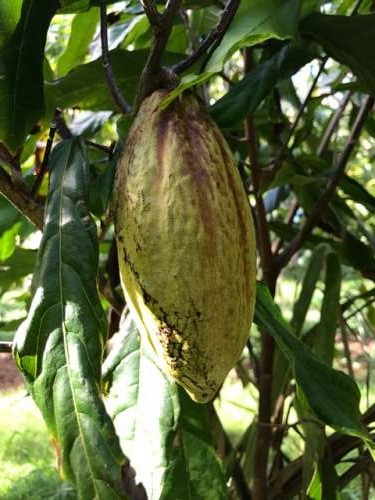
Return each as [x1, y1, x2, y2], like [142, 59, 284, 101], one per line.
[14, 138, 126, 499]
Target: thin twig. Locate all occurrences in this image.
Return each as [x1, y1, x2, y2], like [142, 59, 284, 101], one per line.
[85, 140, 114, 157]
[173, 0, 240, 74]
[275, 95, 374, 272]
[100, 0, 131, 114]
[339, 314, 354, 378]
[277, 58, 327, 161]
[31, 108, 60, 196]
[341, 287, 375, 312]
[0, 166, 44, 230]
[317, 91, 352, 156]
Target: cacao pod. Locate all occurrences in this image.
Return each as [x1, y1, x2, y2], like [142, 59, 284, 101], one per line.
[115, 90, 256, 403]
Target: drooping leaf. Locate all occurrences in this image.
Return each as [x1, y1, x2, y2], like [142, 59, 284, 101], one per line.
[255, 283, 373, 453]
[56, 7, 99, 76]
[211, 41, 315, 129]
[300, 13, 375, 97]
[104, 316, 227, 500]
[14, 138, 126, 499]
[0, 0, 59, 151]
[103, 316, 179, 499]
[161, 0, 302, 107]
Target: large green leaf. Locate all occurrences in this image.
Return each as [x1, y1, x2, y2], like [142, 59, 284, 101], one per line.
[255, 283, 373, 451]
[161, 0, 301, 107]
[56, 7, 99, 77]
[0, 0, 59, 151]
[45, 50, 182, 114]
[104, 316, 227, 500]
[300, 13, 375, 97]
[210, 41, 315, 129]
[14, 138, 126, 499]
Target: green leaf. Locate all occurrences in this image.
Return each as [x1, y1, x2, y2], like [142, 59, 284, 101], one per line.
[313, 251, 340, 364]
[104, 317, 227, 500]
[300, 13, 375, 97]
[210, 41, 315, 129]
[255, 283, 373, 451]
[0, 0, 22, 51]
[161, 0, 302, 107]
[0, 0, 59, 151]
[292, 244, 334, 336]
[89, 142, 122, 218]
[103, 316, 179, 499]
[0, 247, 36, 294]
[160, 390, 227, 500]
[45, 50, 182, 114]
[0, 221, 22, 261]
[56, 7, 99, 76]
[14, 138, 126, 499]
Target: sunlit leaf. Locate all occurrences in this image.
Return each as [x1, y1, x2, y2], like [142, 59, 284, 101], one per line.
[104, 316, 227, 500]
[161, 0, 301, 107]
[56, 7, 99, 77]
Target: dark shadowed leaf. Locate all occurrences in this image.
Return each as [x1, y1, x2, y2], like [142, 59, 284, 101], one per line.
[13, 138, 126, 498]
[211, 42, 316, 129]
[300, 13, 375, 97]
[0, 0, 59, 151]
[89, 141, 123, 217]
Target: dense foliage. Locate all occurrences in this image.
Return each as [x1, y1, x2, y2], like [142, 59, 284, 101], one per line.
[0, 1, 374, 499]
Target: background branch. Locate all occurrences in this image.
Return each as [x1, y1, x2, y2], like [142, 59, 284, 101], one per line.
[0, 166, 44, 230]
[100, 0, 131, 114]
[173, 0, 240, 74]
[275, 95, 374, 271]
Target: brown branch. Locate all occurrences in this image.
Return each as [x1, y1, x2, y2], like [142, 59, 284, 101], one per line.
[275, 95, 374, 272]
[173, 0, 241, 74]
[136, 0, 181, 107]
[339, 314, 354, 379]
[243, 49, 277, 500]
[277, 58, 327, 161]
[317, 91, 352, 156]
[270, 404, 375, 499]
[100, 0, 131, 114]
[339, 453, 374, 490]
[31, 108, 60, 196]
[0, 166, 44, 230]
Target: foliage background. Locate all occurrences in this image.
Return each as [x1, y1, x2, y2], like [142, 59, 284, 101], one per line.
[0, 0, 375, 499]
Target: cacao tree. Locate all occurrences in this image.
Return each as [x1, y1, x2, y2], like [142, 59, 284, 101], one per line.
[0, 0, 374, 499]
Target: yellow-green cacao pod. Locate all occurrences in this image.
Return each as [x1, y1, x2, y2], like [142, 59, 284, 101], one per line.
[115, 90, 256, 403]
